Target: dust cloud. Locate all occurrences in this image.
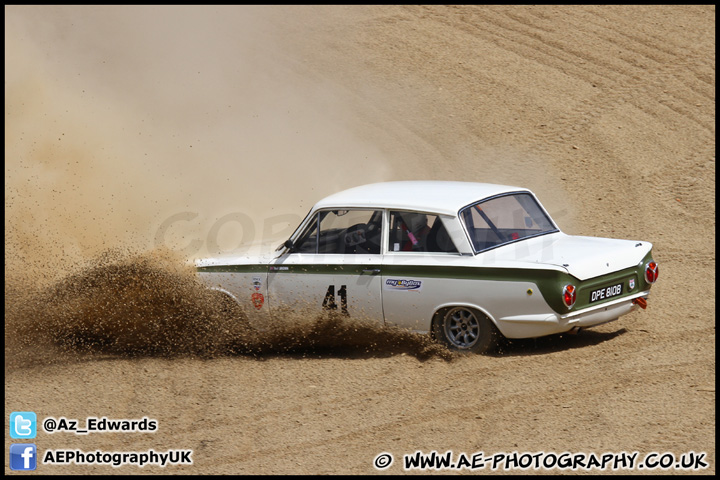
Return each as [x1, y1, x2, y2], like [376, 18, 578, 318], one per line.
[4, 6, 436, 366]
[5, 5, 395, 281]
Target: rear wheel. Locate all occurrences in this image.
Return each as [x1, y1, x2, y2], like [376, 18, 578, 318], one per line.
[433, 307, 500, 354]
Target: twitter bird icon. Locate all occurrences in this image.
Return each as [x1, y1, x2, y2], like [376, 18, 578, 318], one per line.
[10, 412, 37, 439]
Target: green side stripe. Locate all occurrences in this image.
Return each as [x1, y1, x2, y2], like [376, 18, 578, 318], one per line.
[196, 264, 267, 273]
[196, 263, 560, 280]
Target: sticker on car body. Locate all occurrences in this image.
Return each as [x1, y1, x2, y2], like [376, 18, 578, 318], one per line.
[251, 292, 265, 309]
[384, 279, 423, 292]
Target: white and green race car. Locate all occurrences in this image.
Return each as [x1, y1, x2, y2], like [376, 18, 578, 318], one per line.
[196, 181, 659, 353]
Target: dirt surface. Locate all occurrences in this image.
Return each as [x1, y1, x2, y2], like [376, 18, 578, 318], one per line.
[4, 5, 715, 475]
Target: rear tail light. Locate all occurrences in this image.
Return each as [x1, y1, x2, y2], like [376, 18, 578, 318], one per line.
[562, 284, 577, 309]
[645, 261, 659, 284]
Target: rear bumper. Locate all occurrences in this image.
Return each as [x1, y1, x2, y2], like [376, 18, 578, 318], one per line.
[497, 291, 650, 339]
[562, 290, 650, 326]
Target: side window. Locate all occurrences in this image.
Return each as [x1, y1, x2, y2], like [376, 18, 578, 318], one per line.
[388, 211, 458, 253]
[293, 209, 382, 254]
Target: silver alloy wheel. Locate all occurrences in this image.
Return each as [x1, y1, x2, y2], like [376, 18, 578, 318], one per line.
[443, 307, 481, 349]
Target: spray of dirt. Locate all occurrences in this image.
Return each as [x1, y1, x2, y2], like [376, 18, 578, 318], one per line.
[5, 249, 454, 372]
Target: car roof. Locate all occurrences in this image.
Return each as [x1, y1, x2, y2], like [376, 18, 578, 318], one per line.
[312, 181, 530, 216]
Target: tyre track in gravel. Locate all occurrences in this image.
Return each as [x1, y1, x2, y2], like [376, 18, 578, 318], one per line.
[453, 6, 716, 251]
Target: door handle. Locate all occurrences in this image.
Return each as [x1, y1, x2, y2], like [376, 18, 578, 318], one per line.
[362, 268, 381, 275]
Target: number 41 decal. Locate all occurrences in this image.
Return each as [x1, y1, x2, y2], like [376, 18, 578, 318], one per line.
[322, 285, 348, 315]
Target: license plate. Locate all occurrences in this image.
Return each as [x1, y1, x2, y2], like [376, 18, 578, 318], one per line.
[589, 282, 624, 303]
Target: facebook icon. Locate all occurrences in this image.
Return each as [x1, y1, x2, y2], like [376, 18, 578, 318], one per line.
[10, 444, 37, 470]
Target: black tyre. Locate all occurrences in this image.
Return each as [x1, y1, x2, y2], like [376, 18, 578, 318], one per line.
[433, 306, 500, 354]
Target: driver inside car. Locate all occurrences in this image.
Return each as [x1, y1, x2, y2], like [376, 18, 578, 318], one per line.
[399, 212, 431, 251]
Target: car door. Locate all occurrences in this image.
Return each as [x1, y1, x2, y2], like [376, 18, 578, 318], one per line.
[268, 208, 384, 322]
[382, 211, 463, 332]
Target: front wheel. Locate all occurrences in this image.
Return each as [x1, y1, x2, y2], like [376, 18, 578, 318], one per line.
[432, 307, 500, 354]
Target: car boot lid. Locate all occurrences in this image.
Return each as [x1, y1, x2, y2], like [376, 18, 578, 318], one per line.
[488, 232, 652, 281]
